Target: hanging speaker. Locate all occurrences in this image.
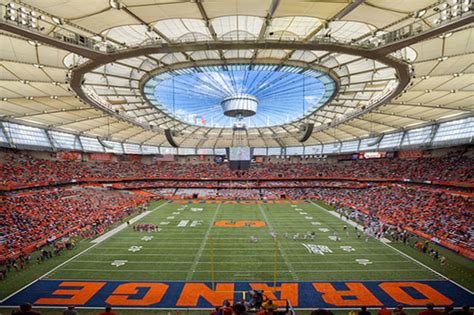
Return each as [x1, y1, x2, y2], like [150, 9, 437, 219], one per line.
[298, 123, 314, 143]
[366, 134, 383, 147]
[97, 137, 114, 149]
[165, 129, 179, 148]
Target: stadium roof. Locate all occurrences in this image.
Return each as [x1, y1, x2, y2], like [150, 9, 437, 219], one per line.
[0, 0, 473, 149]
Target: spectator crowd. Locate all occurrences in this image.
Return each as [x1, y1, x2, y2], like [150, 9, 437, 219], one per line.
[1, 151, 472, 189]
[0, 187, 149, 262]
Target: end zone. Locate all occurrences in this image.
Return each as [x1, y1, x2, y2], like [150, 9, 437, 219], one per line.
[1, 280, 472, 309]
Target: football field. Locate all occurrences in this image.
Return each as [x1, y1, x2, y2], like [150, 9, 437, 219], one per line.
[2, 200, 472, 310]
[44, 200, 440, 281]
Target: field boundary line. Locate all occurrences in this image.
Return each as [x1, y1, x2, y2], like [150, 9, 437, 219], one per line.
[0, 201, 169, 304]
[309, 200, 474, 295]
[91, 203, 166, 244]
[185, 203, 221, 281]
[56, 268, 425, 273]
[82, 253, 402, 257]
[257, 204, 299, 281]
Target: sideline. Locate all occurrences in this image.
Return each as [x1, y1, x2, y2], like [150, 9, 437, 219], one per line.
[309, 200, 473, 295]
[0, 201, 169, 304]
[92, 205, 161, 244]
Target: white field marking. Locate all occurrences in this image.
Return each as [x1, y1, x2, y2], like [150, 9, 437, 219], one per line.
[100, 236, 385, 242]
[29, 277, 444, 283]
[70, 260, 414, 265]
[127, 245, 142, 252]
[309, 200, 474, 295]
[257, 204, 299, 281]
[91, 207, 161, 244]
[309, 203, 391, 242]
[377, 229, 474, 294]
[355, 259, 372, 265]
[0, 201, 170, 304]
[177, 220, 189, 227]
[111, 260, 128, 267]
[102, 237, 385, 243]
[56, 268, 425, 273]
[82, 252, 404, 257]
[94, 245, 393, 251]
[185, 203, 221, 281]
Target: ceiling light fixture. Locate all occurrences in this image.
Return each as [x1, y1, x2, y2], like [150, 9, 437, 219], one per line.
[109, 0, 122, 9]
[51, 16, 63, 25]
[439, 32, 453, 38]
[415, 9, 427, 18]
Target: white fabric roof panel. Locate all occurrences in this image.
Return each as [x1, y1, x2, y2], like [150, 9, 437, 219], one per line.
[21, 0, 110, 20]
[127, 2, 201, 23]
[275, 1, 346, 20]
[1, 1, 472, 149]
[268, 16, 321, 39]
[212, 15, 263, 39]
[343, 4, 405, 28]
[155, 19, 211, 41]
[202, 0, 271, 18]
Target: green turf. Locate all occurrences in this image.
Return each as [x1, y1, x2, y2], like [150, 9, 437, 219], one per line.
[1, 199, 473, 314]
[42, 200, 441, 282]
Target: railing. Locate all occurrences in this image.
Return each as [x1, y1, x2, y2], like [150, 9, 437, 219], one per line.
[4, 0, 471, 63]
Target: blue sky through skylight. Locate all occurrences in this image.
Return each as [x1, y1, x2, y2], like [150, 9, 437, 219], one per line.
[144, 64, 336, 128]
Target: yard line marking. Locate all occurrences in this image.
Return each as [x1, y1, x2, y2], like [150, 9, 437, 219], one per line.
[71, 260, 415, 265]
[91, 203, 168, 244]
[0, 201, 169, 304]
[185, 203, 221, 281]
[81, 253, 403, 257]
[309, 200, 474, 295]
[99, 240, 384, 245]
[257, 204, 299, 281]
[56, 268, 425, 273]
[92, 246, 394, 252]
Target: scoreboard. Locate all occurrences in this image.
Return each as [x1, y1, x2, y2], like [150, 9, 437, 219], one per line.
[227, 147, 253, 170]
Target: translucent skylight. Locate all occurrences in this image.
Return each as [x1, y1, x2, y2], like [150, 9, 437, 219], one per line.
[143, 64, 336, 128]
